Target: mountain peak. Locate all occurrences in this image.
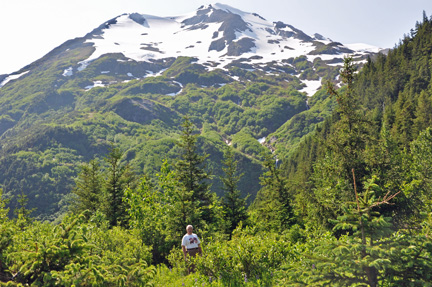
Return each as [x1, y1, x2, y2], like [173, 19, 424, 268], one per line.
[210, 3, 247, 15]
[79, 4, 379, 69]
[1, 4, 382, 97]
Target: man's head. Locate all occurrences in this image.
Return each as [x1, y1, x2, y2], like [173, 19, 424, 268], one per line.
[186, 225, 193, 235]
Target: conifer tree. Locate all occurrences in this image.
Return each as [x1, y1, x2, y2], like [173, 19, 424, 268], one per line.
[284, 175, 432, 286]
[327, 56, 372, 186]
[392, 89, 415, 146]
[251, 151, 294, 232]
[14, 193, 35, 229]
[408, 127, 432, 210]
[104, 146, 136, 227]
[71, 159, 103, 214]
[305, 57, 374, 227]
[413, 90, 432, 135]
[175, 116, 214, 226]
[220, 146, 247, 236]
[0, 188, 14, 278]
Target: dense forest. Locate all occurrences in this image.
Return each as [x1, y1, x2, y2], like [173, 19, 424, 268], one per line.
[2, 13, 432, 287]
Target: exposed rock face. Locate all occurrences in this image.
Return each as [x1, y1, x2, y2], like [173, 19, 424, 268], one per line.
[129, 13, 149, 27]
[112, 98, 177, 125]
[309, 42, 354, 55]
[227, 38, 256, 56]
[274, 21, 313, 42]
[182, 5, 255, 54]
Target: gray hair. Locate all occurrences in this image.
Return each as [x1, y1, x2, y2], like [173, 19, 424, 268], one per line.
[186, 225, 193, 231]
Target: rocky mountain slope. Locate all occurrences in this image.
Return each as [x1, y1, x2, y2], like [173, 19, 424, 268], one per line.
[0, 3, 383, 218]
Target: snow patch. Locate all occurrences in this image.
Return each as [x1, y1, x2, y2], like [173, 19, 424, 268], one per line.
[0, 71, 30, 88]
[77, 60, 90, 71]
[173, 81, 183, 88]
[62, 67, 73, 77]
[166, 91, 182, 96]
[144, 68, 168, 78]
[258, 137, 266, 144]
[345, 43, 382, 53]
[280, 26, 293, 33]
[300, 78, 322, 97]
[85, 80, 105, 91]
[166, 81, 183, 96]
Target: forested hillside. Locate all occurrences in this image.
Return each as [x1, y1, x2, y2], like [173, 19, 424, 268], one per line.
[282, 12, 432, 226]
[2, 11, 432, 287]
[0, 4, 379, 219]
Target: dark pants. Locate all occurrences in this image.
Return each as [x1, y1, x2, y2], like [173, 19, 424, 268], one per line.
[186, 248, 200, 273]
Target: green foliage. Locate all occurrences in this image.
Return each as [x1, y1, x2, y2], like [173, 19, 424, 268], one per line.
[13, 193, 35, 230]
[175, 116, 215, 227]
[4, 213, 153, 286]
[7, 215, 90, 286]
[71, 159, 103, 214]
[0, 189, 15, 280]
[231, 129, 267, 159]
[397, 127, 432, 221]
[281, 177, 432, 287]
[193, 229, 290, 286]
[220, 146, 248, 236]
[1, 144, 82, 219]
[103, 145, 137, 227]
[4, 11, 432, 287]
[250, 152, 295, 232]
[125, 160, 182, 263]
[287, 57, 378, 229]
[326, 57, 373, 185]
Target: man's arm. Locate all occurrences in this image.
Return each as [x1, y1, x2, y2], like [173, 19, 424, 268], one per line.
[182, 245, 187, 260]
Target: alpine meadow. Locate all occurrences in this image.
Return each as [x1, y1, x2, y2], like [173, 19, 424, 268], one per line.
[1, 4, 432, 286]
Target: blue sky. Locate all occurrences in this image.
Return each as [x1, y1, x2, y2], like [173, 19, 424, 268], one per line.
[1, 0, 431, 75]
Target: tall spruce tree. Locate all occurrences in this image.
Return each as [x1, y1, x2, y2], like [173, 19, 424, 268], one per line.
[413, 90, 432, 135]
[14, 193, 35, 229]
[104, 146, 136, 227]
[326, 56, 372, 185]
[250, 151, 295, 232]
[71, 159, 103, 214]
[175, 116, 214, 227]
[220, 146, 247, 236]
[392, 89, 416, 146]
[303, 56, 375, 228]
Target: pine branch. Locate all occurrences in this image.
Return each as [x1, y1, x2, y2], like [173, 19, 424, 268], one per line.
[370, 190, 401, 208]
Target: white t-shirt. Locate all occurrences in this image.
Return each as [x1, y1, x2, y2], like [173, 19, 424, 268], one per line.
[182, 233, 200, 250]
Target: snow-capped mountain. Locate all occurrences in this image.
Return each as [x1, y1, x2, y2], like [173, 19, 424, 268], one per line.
[0, 3, 387, 217]
[81, 4, 379, 66]
[1, 3, 382, 96]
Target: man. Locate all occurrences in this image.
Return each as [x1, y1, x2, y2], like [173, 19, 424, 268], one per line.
[181, 225, 202, 272]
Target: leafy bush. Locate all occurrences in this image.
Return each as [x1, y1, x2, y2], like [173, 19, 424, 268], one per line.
[193, 230, 291, 286]
[5, 213, 154, 286]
